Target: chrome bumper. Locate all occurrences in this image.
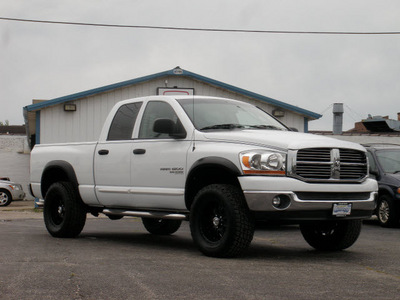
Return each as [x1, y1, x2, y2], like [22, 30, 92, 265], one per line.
[239, 177, 378, 218]
[243, 190, 377, 212]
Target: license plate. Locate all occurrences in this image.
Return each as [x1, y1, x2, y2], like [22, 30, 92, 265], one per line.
[332, 203, 352, 216]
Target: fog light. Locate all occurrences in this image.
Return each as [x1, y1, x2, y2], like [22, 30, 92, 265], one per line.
[272, 196, 281, 207]
[272, 194, 291, 210]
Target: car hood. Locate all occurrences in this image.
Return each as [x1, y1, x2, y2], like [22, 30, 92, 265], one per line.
[202, 130, 366, 151]
[383, 173, 400, 184]
[0, 180, 17, 185]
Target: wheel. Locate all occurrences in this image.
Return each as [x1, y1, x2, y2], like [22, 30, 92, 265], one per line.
[190, 184, 254, 258]
[0, 190, 12, 206]
[377, 194, 399, 227]
[142, 218, 182, 235]
[300, 220, 362, 251]
[44, 182, 87, 238]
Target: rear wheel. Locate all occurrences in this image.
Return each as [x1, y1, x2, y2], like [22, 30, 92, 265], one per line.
[300, 220, 362, 251]
[190, 184, 254, 258]
[0, 190, 12, 206]
[377, 195, 399, 227]
[142, 218, 182, 235]
[44, 182, 87, 238]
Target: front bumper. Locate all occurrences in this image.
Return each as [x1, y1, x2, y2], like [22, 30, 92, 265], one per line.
[239, 176, 378, 221]
[10, 189, 25, 201]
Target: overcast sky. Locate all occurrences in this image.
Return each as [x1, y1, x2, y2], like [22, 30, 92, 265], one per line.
[1, 0, 400, 131]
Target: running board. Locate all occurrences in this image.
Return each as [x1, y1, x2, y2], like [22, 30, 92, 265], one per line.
[102, 208, 189, 220]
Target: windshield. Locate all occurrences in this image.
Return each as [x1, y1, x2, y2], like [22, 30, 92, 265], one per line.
[177, 98, 287, 131]
[376, 149, 400, 173]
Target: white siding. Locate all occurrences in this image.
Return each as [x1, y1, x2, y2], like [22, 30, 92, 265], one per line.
[40, 77, 307, 144]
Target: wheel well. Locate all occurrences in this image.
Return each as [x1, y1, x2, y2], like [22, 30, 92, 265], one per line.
[0, 188, 11, 195]
[375, 188, 394, 213]
[378, 188, 393, 199]
[41, 161, 79, 198]
[185, 164, 241, 210]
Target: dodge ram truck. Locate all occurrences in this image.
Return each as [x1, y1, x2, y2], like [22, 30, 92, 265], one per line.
[30, 96, 378, 257]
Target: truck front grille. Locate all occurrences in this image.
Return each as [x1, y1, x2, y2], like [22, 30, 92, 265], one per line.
[288, 148, 368, 183]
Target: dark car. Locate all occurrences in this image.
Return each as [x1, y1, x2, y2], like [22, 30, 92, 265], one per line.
[364, 143, 400, 227]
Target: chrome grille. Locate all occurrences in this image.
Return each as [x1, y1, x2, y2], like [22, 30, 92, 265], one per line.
[289, 148, 368, 183]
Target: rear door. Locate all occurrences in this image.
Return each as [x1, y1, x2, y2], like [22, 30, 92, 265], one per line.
[94, 102, 142, 206]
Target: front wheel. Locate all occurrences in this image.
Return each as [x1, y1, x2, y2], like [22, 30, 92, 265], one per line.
[377, 195, 399, 228]
[44, 182, 87, 238]
[0, 190, 12, 206]
[300, 220, 362, 251]
[190, 184, 254, 258]
[142, 218, 182, 235]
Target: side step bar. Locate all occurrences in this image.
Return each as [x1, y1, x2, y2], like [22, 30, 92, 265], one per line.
[102, 208, 188, 220]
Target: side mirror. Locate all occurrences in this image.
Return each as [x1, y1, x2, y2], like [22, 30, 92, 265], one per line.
[153, 119, 187, 139]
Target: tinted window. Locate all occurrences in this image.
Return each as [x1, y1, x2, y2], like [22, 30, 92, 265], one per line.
[107, 102, 142, 141]
[366, 151, 377, 173]
[139, 101, 179, 139]
[376, 149, 400, 173]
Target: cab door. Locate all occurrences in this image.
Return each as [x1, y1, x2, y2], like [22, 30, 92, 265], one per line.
[130, 100, 191, 210]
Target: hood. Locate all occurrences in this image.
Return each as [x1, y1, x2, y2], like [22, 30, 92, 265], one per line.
[202, 130, 365, 151]
[0, 180, 16, 185]
[383, 172, 400, 184]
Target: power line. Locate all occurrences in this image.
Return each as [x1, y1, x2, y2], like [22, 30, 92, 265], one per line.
[319, 104, 334, 115]
[1, 16, 400, 35]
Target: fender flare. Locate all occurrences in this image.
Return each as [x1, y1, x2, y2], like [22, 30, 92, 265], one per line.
[41, 160, 79, 197]
[185, 156, 242, 209]
[187, 156, 241, 178]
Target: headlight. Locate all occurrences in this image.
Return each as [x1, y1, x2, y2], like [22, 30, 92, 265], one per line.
[8, 184, 21, 190]
[240, 150, 286, 175]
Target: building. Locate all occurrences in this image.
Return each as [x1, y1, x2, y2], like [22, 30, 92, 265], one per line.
[311, 112, 400, 145]
[23, 67, 321, 147]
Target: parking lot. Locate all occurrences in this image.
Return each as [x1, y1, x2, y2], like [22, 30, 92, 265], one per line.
[0, 202, 399, 300]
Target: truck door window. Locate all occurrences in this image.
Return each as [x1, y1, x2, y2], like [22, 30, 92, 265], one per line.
[107, 102, 142, 141]
[139, 101, 179, 139]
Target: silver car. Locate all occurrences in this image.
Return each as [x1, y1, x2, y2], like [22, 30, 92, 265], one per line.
[0, 177, 25, 206]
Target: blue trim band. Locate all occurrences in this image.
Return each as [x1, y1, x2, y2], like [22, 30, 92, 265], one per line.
[24, 68, 321, 120]
[35, 111, 40, 144]
[304, 117, 309, 133]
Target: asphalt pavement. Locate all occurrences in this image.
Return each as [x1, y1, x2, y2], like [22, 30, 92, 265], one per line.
[1, 202, 399, 300]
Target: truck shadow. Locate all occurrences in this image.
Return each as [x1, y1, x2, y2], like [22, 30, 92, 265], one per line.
[75, 221, 366, 262]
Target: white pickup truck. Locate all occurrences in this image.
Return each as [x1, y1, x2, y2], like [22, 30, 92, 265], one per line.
[30, 96, 377, 257]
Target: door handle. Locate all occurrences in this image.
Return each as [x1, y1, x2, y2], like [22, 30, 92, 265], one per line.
[133, 149, 146, 155]
[98, 149, 109, 155]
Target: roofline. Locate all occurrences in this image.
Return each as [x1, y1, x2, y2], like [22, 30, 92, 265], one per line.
[24, 67, 322, 120]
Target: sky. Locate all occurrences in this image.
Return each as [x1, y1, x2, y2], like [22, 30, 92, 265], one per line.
[1, 0, 400, 131]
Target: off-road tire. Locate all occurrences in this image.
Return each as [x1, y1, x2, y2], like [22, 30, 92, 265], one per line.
[300, 220, 362, 251]
[377, 194, 399, 228]
[44, 182, 87, 238]
[142, 218, 182, 235]
[190, 184, 254, 258]
[0, 190, 12, 206]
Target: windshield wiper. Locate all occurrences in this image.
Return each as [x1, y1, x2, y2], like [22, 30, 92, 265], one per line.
[200, 124, 244, 130]
[247, 125, 283, 130]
